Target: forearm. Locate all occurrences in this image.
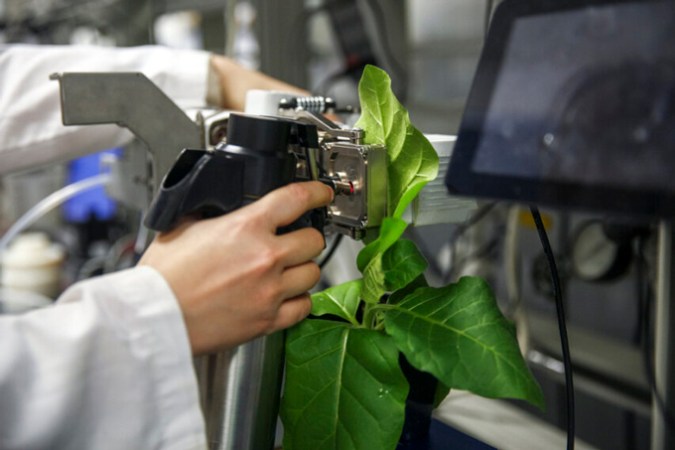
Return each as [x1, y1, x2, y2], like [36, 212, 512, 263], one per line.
[209, 54, 308, 111]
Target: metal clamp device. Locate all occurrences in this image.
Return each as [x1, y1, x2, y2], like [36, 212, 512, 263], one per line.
[144, 105, 387, 240]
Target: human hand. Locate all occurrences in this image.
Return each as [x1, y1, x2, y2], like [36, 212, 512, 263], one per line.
[139, 181, 333, 355]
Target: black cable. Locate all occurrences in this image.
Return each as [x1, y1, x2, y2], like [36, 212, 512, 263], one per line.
[530, 206, 575, 450]
[638, 236, 675, 431]
[319, 234, 344, 268]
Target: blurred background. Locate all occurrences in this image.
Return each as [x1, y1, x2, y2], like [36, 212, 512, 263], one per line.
[0, 1, 660, 449]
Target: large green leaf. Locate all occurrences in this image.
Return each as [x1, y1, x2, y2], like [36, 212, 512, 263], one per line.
[355, 65, 438, 218]
[383, 277, 545, 409]
[281, 319, 409, 450]
[362, 239, 428, 304]
[311, 280, 363, 326]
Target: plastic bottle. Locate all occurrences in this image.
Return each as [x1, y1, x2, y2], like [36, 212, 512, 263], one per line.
[1, 232, 65, 299]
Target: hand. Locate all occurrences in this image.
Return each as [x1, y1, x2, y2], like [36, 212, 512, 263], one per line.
[139, 181, 333, 355]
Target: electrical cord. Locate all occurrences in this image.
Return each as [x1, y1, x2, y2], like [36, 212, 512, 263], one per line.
[318, 234, 344, 268]
[530, 207, 575, 450]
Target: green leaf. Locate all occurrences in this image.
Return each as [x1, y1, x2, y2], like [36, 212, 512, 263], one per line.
[355, 65, 439, 218]
[362, 256, 385, 304]
[381, 239, 428, 291]
[389, 128, 439, 219]
[388, 274, 428, 305]
[383, 277, 545, 409]
[356, 217, 407, 272]
[281, 319, 409, 450]
[362, 239, 428, 304]
[311, 280, 363, 326]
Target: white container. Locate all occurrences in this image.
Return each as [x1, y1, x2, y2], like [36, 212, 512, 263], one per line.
[1, 232, 65, 299]
[245, 90, 300, 115]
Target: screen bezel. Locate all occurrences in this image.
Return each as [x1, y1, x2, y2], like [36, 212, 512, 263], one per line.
[446, 0, 675, 218]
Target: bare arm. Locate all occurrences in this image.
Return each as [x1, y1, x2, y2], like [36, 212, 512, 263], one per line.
[209, 54, 309, 111]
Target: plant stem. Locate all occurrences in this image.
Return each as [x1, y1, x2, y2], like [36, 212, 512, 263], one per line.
[363, 303, 397, 330]
[363, 304, 376, 329]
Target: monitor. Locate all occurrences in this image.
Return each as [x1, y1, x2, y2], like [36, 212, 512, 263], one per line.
[446, 0, 675, 217]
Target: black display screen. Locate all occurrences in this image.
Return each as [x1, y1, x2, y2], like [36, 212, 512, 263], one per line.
[446, 0, 675, 217]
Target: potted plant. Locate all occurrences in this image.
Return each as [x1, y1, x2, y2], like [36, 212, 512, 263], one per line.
[280, 65, 544, 450]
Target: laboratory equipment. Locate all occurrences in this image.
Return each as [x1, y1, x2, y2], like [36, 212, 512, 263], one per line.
[445, 1, 675, 448]
[446, 0, 675, 218]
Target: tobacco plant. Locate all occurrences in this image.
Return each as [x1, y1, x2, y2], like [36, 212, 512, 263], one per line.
[280, 65, 544, 450]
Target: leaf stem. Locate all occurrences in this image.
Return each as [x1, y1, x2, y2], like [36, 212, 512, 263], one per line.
[363, 304, 376, 330]
[368, 303, 397, 313]
[363, 303, 399, 330]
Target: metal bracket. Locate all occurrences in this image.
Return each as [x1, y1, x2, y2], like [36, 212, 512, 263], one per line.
[51, 72, 202, 196]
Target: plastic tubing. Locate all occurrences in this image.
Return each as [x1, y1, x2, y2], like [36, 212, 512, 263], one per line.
[0, 173, 112, 255]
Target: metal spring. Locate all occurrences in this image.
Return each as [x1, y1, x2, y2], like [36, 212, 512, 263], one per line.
[279, 96, 336, 113]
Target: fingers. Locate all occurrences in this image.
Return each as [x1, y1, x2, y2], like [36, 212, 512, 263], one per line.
[276, 227, 325, 267]
[252, 181, 333, 230]
[270, 294, 312, 333]
[280, 262, 321, 300]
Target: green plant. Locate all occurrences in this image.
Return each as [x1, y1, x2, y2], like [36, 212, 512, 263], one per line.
[280, 65, 544, 450]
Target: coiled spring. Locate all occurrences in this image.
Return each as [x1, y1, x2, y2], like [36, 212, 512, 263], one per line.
[279, 96, 336, 113]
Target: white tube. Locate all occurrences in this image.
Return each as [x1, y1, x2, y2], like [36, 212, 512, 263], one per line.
[0, 174, 112, 255]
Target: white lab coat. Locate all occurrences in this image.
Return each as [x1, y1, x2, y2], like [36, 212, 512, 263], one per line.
[0, 267, 206, 449]
[0, 45, 211, 449]
[0, 44, 211, 173]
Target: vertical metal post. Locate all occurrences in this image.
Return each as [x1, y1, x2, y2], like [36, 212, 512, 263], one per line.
[199, 333, 285, 450]
[651, 222, 675, 449]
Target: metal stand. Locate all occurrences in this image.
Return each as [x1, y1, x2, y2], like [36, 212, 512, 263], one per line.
[53, 72, 202, 194]
[197, 333, 285, 450]
[651, 222, 675, 449]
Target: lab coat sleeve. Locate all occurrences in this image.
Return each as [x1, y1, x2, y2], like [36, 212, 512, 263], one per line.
[0, 45, 210, 174]
[0, 266, 206, 450]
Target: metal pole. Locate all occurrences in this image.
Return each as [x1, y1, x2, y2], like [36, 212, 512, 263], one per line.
[651, 221, 675, 449]
[199, 333, 285, 450]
